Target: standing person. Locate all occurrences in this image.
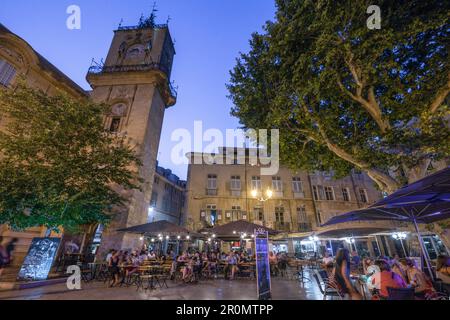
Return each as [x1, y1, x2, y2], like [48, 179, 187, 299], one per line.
[105, 249, 115, 264]
[108, 251, 121, 287]
[269, 251, 279, 276]
[333, 248, 362, 300]
[351, 250, 361, 271]
[0, 237, 7, 278]
[226, 252, 238, 280]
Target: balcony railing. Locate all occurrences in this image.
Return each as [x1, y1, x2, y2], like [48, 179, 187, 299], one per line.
[87, 63, 177, 98]
[116, 23, 168, 31]
[206, 188, 217, 196]
[297, 222, 313, 232]
[275, 222, 291, 232]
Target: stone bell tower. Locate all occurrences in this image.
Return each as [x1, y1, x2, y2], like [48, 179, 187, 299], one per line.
[86, 13, 176, 256]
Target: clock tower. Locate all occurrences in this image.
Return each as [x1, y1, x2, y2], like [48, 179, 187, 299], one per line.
[86, 14, 176, 255]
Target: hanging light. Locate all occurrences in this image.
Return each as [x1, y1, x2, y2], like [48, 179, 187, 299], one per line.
[139, 236, 144, 241]
[186, 235, 190, 240]
[166, 235, 169, 240]
[212, 234, 216, 238]
[207, 238, 211, 242]
[392, 232, 407, 240]
[177, 235, 181, 240]
[151, 238, 155, 242]
[233, 231, 236, 234]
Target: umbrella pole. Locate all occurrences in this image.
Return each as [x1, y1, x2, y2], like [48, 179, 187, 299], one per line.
[412, 218, 435, 282]
[400, 238, 407, 258]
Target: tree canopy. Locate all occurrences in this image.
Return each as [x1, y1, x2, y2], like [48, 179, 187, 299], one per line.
[228, 0, 449, 192]
[0, 83, 142, 231]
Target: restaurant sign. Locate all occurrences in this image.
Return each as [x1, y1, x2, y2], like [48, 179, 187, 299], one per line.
[254, 228, 271, 300]
[18, 237, 61, 281]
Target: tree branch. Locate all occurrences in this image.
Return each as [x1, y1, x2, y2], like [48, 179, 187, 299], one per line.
[316, 122, 399, 192]
[336, 54, 391, 133]
[430, 74, 450, 113]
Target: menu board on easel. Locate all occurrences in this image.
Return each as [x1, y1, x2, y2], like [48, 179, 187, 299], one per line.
[255, 228, 271, 300]
[18, 237, 61, 281]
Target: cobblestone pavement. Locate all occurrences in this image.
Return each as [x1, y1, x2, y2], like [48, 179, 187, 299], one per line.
[0, 275, 323, 300]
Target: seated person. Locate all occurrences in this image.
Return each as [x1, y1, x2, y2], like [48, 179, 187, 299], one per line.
[269, 251, 279, 276]
[400, 258, 435, 298]
[322, 252, 334, 268]
[436, 255, 450, 284]
[367, 259, 406, 299]
[391, 261, 408, 284]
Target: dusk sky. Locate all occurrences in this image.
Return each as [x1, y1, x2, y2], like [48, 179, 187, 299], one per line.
[0, 0, 276, 179]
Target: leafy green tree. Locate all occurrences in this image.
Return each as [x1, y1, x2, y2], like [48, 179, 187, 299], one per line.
[0, 83, 142, 231]
[228, 0, 449, 192]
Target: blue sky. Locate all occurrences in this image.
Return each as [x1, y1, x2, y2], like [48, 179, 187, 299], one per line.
[0, 0, 276, 179]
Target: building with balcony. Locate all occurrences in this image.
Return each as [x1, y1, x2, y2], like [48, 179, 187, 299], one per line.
[184, 147, 420, 257]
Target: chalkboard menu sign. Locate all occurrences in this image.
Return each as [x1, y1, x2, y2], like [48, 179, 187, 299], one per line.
[18, 237, 61, 281]
[255, 228, 271, 300]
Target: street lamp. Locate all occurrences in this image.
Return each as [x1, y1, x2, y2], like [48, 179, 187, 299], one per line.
[392, 232, 408, 257]
[251, 188, 273, 202]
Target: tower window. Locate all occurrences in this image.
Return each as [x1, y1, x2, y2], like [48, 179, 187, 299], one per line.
[0, 59, 16, 87]
[109, 117, 121, 132]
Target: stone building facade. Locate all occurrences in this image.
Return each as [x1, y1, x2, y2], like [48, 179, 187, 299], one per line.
[149, 162, 186, 225]
[0, 23, 88, 272]
[0, 14, 176, 272]
[184, 147, 414, 257]
[86, 18, 177, 256]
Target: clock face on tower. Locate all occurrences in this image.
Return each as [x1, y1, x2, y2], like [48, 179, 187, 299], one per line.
[125, 44, 145, 60]
[111, 103, 127, 116]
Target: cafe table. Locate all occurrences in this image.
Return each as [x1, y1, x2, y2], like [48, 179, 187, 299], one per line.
[289, 260, 311, 283]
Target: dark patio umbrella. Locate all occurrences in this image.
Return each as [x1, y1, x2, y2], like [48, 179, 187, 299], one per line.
[208, 220, 279, 237]
[117, 220, 201, 238]
[322, 166, 450, 281]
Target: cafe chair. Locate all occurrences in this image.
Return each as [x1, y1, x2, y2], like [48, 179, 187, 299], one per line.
[313, 269, 343, 300]
[387, 287, 415, 300]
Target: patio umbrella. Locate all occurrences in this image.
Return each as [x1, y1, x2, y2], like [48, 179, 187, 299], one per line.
[322, 166, 450, 281]
[117, 220, 202, 238]
[208, 220, 279, 238]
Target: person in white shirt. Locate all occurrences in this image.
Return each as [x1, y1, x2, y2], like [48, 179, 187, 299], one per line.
[148, 251, 156, 260]
[105, 249, 115, 264]
[322, 252, 334, 266]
